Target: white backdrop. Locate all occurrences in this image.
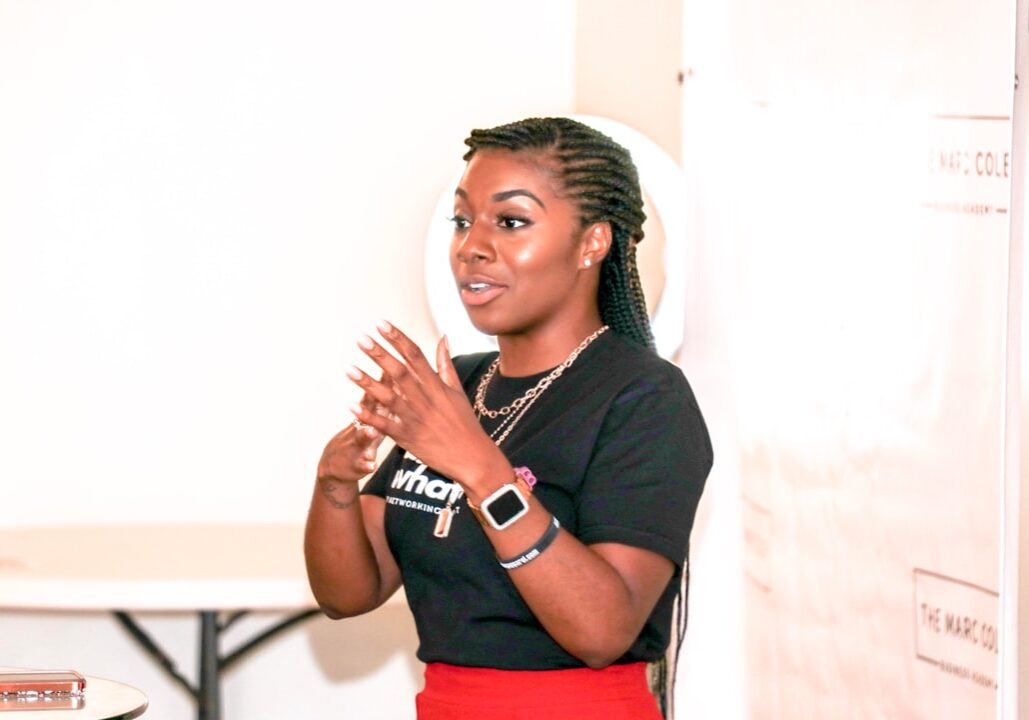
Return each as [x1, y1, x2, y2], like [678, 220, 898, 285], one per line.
[680, 0, 1018, 717]
[0, 2, 577, 718]
[0, 1, 576, 527]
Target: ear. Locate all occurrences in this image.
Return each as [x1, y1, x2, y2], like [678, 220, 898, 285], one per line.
[579, 222, 612, 270]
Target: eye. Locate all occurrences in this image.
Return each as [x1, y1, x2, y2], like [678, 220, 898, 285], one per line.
[498, 215, 530, 230]
[448, 214, 471, 230]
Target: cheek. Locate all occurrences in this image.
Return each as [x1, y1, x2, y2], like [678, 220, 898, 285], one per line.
[511, 245, 540, 267]
[448, 238, 462, 275]
[509, 236, 577, 274]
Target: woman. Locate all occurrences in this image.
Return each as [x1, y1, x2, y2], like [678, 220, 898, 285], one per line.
[305, 117, 712, 719]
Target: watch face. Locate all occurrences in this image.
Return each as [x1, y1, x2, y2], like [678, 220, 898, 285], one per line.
[484, 486, 528, 527]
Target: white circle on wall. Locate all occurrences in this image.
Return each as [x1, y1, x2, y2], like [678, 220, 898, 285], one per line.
[423, 115, 688, 359]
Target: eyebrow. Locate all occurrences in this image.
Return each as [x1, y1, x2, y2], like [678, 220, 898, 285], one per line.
[454, 187, 547, 210]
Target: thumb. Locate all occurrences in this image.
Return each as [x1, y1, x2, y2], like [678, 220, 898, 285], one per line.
[356, 423, 384, 456]
[361, 431, 382, 460]
[436, 336, 462, 390]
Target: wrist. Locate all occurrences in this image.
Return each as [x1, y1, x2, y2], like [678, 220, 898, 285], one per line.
[317, 476, 361, 511]
[458, 448, 515, 506]
[317, 472, 362, 487]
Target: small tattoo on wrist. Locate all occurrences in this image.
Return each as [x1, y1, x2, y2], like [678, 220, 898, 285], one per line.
[321, 479, 358, 510]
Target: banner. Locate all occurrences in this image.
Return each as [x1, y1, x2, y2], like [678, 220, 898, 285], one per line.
[681, 0, 1017, 716]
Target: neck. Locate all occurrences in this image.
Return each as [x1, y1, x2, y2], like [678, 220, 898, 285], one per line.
[495, 312, 605, 377]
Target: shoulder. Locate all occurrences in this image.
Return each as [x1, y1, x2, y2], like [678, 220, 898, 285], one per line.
[585, 332, 712, 465]
[585, 332, 695, 405]
[573, 334, 712, 561]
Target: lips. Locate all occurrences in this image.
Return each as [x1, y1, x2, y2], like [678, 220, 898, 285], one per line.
[457, 275, 508, 306]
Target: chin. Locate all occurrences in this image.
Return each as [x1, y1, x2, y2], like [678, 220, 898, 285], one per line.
[464, 315, 503, 338]
[463, 307, 524, 339]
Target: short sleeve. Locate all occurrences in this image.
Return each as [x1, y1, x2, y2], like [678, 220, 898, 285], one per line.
[574, 368, 713, 566]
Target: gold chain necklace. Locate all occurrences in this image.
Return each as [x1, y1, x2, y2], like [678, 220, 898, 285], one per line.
[432, 325, 609, 539]
[474, 325, 609, 426]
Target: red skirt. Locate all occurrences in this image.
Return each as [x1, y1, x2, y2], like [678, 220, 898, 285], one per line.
[415, 661, 663, 720]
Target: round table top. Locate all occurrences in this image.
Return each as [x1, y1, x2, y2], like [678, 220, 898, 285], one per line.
[0, 524, 319, 611]
[0, 668, 147, 719]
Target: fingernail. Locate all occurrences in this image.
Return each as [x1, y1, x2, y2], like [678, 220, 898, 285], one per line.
[357, 335, 375, 351]
[345, 365, 362, 381]
[443, 335, 450, 354]
[349, 403, 363, 418]
[376, 319, 393, 334]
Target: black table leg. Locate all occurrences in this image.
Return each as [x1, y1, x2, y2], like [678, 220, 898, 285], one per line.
[114, 608, 321, 719]
[198, 611, 220, 720]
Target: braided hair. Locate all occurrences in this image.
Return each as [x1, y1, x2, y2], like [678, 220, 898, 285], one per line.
[463, 117, 656, 351]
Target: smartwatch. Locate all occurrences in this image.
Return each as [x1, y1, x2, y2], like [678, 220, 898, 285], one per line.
[468, 470, 533, 531]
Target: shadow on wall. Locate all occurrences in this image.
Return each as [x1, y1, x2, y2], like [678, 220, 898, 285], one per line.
[304, 603, 422, 685]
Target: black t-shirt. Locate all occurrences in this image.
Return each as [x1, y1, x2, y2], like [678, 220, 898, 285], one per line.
[362, 331, 712, 669]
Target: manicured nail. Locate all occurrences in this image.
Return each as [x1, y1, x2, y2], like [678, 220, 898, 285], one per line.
[345, 366, 362, 381]
[349, 403, 363, 419]
[376, 319, 393, 335]
[443, 335, 450, 354]
[357, 335, 375, 351]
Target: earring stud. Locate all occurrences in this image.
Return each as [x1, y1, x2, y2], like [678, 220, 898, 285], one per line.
[584, 259, 592, 267]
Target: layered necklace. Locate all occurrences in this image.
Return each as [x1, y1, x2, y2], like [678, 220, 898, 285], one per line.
[432, 325, 609, 538]
[474, 325, 609, 446]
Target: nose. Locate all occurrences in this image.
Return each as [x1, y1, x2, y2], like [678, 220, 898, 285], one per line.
[453, 222, 495, 264]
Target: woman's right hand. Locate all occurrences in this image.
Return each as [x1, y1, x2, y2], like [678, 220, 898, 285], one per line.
[306, 396, 400, 618]
[317, 396, 386, 485]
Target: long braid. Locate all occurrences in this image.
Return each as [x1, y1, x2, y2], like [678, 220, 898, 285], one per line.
[463, 117, 656, 351]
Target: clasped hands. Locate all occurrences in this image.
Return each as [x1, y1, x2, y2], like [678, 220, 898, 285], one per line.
[340, 320, 508, 492]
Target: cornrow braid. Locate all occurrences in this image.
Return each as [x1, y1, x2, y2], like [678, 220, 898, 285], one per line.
[463, 117, 656, 351]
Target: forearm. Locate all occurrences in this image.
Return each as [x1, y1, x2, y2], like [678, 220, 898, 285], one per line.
[303, 481, 387, 618]
[489, 503, 663, 667]
[462, 460, 672, 668]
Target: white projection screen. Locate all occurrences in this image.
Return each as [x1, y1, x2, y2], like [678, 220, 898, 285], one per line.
[681, 0, 1020, 717]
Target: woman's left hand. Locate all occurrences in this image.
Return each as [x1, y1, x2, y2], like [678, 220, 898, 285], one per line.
[346, 321, 508, 491]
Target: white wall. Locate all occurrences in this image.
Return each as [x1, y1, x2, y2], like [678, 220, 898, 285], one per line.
[575, 0, 682, 162]
[0, 1, 575, 717]
[0, 0, 576, 526]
